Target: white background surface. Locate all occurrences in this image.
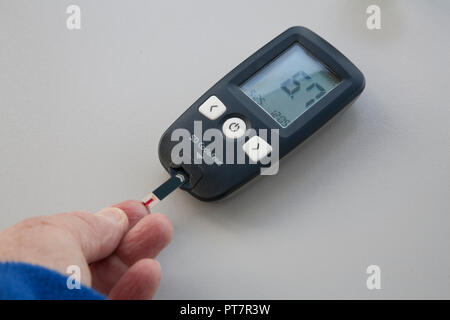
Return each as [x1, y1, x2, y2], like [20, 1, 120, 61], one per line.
[0, 0, 449, 299]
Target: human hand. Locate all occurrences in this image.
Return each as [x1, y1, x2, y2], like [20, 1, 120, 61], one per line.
[0, 200, 173, 299]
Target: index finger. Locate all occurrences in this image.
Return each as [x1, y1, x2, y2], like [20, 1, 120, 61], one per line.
[112, 200, 150, 229]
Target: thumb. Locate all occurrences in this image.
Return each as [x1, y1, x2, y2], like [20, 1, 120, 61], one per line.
[55, 207, 129, 263]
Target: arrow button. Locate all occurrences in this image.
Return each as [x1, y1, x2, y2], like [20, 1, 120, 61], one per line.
[243, 136, 272, 162]
[198, 96, 227, 120]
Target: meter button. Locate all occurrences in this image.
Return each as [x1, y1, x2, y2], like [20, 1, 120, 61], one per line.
[243, 136, 272, 162]
[222, 117, 246, 139]
[198, 95, 226, 120]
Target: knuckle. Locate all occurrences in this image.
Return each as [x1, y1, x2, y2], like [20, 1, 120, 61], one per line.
[16, 216, 57, 231]
[9, 216, 67, 242]
[69, 211, 94, 224]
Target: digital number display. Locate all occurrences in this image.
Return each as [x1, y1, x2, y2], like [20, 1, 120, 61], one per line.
[240, 43, 341, 128]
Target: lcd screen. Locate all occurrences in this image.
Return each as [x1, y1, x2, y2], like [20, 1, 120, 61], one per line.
[240, 43, 341, 127]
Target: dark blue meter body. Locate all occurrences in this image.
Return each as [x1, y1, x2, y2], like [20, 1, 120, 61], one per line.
[158, 26, 365, 201]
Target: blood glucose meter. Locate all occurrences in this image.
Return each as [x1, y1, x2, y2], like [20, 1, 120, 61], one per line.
[156, 26, 365, 202]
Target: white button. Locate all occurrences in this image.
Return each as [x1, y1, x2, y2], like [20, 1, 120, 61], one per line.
[243, 136, 272, 162]
[222, 117, 246, 139]
[198, 95, 226, 120]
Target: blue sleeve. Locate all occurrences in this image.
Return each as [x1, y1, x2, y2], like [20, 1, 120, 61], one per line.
[0, 262, 105, 300]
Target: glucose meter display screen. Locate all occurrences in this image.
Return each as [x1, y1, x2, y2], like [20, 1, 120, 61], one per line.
[240, 43, 341, 128]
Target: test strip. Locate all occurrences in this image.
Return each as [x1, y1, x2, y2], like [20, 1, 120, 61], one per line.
[142, 173, 187, 209]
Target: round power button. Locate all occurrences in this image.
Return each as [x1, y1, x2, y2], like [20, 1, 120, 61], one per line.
[222, 117, 247, 139]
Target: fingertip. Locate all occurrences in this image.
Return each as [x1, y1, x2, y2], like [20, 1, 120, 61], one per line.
[129, 258, 162, 291]
[139, 258, 161, 277]
[114, 199, 149, 213]
[108, 258, 161, 300]
[96, 207, 128, 228]
[149, 213, 174, 244]
[113, 200, 150, 228]
[115, 213, 173, 265]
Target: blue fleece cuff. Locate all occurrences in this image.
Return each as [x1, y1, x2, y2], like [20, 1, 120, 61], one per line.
[0, 262, 105, 300]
